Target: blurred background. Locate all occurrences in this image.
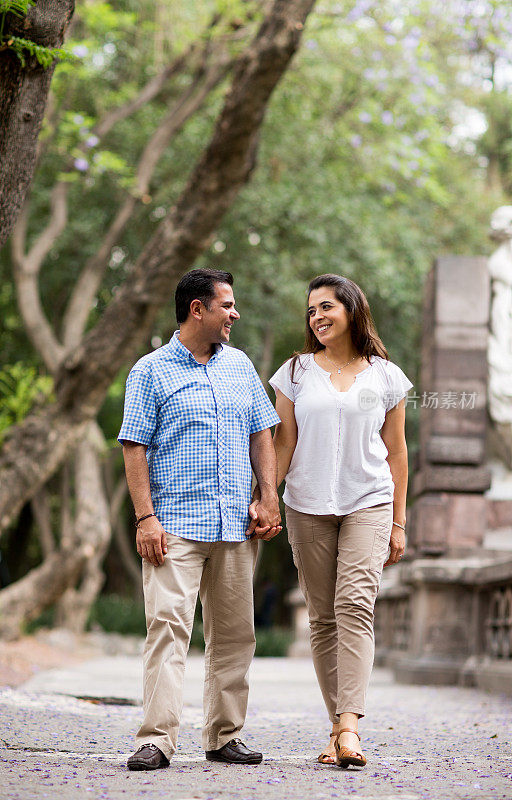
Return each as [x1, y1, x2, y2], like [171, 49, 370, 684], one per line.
[2, 0, 512, 658]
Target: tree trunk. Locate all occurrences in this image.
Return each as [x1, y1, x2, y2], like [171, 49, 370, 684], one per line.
[0, 0, 75, 246]
[55, 423, 112, 633]
[110, 478, 142, 589]
[0, 0, 317, 533]
[0, 547, 88, 640]
[31, 488, 55, 557]
[0, 407, 86, 531]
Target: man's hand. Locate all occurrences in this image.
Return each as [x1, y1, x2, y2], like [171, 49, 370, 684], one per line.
[383, 524, 405, 568]
[246, 493, 282, 542]
[136, 516, 168, 566]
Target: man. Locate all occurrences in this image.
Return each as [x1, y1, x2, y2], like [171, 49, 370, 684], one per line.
[118, 268, 281, 770]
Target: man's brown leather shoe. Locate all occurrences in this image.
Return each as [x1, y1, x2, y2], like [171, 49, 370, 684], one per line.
[205, 738, 263, 764]
[127, 743, 170, 770]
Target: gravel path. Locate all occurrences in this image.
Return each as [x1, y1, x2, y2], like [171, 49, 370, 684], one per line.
[1, 656, 511, 799]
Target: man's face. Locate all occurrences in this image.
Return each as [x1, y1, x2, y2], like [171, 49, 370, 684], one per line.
[201, 282, 240, 344]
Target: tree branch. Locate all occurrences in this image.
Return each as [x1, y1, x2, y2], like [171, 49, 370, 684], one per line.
[62, 55, 231, 349]
[9, 25, 220, 358]
[93, 46, 194, 141]
[26, 181, 69, 271]
[57, 0, 316, 409]
[90, 8, 235, 141]
[0, 0, 317, 532]
[0, 408, 86, 532]
[11, 183, 67, 373]
[0, 546, 89, 640]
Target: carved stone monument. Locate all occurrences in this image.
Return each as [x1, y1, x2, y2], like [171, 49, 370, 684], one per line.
[488, 205, 512, 470]
[375, 212, 512, 692]
[409, 255, 491, 556]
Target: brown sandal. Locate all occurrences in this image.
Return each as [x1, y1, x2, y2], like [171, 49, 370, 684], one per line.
[317, 731, 338, 764]
[334, 728, 367, 769]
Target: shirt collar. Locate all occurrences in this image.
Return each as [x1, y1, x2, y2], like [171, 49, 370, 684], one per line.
[168, 330, 225, 364]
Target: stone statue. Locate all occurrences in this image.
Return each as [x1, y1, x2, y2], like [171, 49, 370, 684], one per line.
[488, 206, 512, 468]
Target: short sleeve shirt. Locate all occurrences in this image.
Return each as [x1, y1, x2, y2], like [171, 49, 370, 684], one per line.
[118, 332, 280, 541]
[269, 354, 413, 516]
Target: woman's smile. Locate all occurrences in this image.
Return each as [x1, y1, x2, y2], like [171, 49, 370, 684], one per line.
[308, 286, 351, 343]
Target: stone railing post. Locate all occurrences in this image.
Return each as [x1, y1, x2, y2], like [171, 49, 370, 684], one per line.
[409, 256, 491, 556]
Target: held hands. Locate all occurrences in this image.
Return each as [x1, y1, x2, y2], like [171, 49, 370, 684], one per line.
[136, 516, 168, 566]
[246, 486, 282, 542]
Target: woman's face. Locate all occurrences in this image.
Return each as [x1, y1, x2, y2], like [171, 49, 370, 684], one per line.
[307, 286, 351, 344]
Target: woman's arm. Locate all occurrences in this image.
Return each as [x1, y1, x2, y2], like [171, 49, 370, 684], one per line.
[251, 389, 297, 507]
[274, 390, 298, 487]
[380, 398, 408, 566]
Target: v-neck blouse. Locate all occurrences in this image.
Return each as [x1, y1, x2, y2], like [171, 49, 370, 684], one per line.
[269, 353, 413, 516]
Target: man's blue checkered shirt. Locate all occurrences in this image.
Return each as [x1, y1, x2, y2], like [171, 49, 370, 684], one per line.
[118, 331, 280, 542]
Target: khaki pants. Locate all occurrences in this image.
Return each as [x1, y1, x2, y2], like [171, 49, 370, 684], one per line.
[136, 533, 259, 760]
[285, 502, 393, 720]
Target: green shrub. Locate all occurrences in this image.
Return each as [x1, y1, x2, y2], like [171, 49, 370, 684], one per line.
[88, 594, 146, 636]
[190, 621, 205, 651]
[26, 595, 293, 657]
[0, 363, 54, 440]
[255, 627, 293, 657]
[89, 598, 293, 655]
[25, 605, 55, 633]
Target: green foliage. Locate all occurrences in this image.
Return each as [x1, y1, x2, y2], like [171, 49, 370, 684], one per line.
[0, 0, 74, 68]
[0, 0, 34, 43]
[88, 594, 146, 636]
[0, 0, 33, 15]
[190, 620, 205, 651]
[7, 36, 73, 68]
[0, 364, 54, 437]
[255, 627, 293, 657]
[84, 595, 291, 656]
[25, 605, 55, 633]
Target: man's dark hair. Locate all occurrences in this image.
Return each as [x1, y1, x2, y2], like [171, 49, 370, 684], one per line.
[175, 268, 234, 323]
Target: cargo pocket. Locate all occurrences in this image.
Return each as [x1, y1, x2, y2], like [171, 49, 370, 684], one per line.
[285, 506, 315, 543]
[369, 527, 391, 574]
[290, 546, 311, 605]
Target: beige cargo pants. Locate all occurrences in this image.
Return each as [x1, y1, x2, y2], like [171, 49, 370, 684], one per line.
[135, 533, 259, 760]
[285, 502, 393, 720]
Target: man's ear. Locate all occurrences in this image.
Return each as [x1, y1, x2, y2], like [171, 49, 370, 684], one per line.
[189, 299, 202, 320]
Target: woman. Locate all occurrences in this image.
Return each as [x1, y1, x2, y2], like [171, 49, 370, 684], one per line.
[268, 274, 412, 768]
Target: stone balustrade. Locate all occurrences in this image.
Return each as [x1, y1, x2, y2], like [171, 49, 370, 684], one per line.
[375, 556, 512, 692]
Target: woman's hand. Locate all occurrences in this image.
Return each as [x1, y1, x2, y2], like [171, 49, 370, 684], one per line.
[384, 523, 405, 567]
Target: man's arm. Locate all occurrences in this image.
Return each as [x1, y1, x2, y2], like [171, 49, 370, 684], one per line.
[122, 441, 167, 567]
[247, 428, 281, 541]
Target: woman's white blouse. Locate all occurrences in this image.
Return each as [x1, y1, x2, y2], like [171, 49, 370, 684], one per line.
[269, 354, 413, 516]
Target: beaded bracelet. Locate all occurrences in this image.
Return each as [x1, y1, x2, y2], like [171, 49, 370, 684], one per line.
[136, 512, 157, 527]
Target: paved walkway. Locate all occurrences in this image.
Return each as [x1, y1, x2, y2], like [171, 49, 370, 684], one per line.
[1, 655, 511, 799]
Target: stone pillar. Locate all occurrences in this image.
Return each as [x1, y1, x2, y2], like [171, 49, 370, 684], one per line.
[409, 256, 491, 556]
[377, 239, 512, 692]
[286, 587, 311, 657]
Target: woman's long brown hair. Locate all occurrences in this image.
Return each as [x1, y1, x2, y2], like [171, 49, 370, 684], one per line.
[290, 274, 388, 381]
